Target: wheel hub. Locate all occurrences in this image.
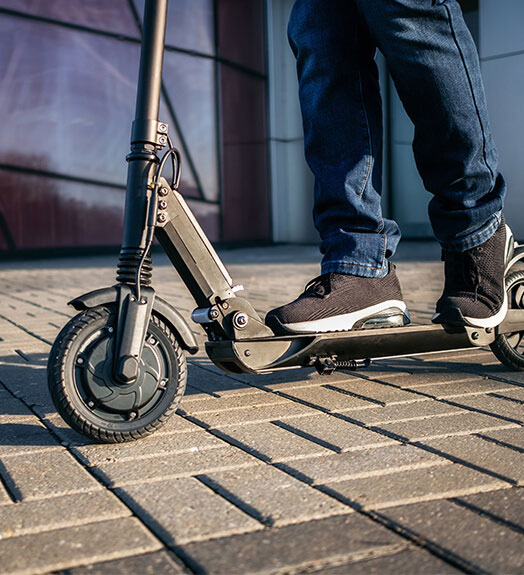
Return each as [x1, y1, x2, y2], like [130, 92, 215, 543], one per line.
[77, 331, 164, 413]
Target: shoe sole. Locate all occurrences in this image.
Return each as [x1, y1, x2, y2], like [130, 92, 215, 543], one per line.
[268, 300, 410, 335]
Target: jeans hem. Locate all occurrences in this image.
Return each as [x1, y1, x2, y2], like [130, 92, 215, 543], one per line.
[321, 260, 389, 278]
[439, 212, 502, 252]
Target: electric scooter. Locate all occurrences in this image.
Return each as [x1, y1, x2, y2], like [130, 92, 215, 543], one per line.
[47, 0, 524, 443]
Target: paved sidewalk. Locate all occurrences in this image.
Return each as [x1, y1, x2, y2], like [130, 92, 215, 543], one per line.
[0, 244, 523, 575]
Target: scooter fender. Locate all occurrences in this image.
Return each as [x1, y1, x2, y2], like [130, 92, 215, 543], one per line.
[69, 286, 199, 355]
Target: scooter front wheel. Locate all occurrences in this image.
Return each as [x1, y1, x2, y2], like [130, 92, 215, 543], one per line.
[48, 304, 187, 443]
[490, 270, 524, 371]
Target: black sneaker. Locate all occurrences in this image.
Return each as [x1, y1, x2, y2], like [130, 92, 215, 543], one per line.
[432, 216, 514, 328]
[265, 264, 410, 335]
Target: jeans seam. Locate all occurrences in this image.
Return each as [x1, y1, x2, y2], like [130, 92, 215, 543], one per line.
[443, 213, 500, 249]
[443, 2, 495, 190]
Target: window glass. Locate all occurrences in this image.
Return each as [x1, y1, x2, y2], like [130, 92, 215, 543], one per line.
[133, 0, 214, 55]
[0, 0, 139, 37]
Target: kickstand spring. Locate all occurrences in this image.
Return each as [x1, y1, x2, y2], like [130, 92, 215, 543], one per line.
[314, 357, 371, 376]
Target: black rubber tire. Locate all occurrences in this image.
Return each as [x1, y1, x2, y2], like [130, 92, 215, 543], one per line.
[490, 270, 524, 371]
[47, 304, 187, 443]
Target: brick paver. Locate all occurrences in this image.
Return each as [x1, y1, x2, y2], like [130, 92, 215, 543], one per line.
[0, 246, 523, 574]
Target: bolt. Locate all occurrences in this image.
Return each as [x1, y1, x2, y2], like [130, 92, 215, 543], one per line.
[148, 337, 157, 345]
[486, 327, 493, 334]
[140, 297, 147, 304]
[128, 411, 137, 420]
[472, 331, 480, 340]
[158, 199, 168, 210]
[209, 309, 219, 320]
[158, 135, 167, 146]
[76, 357, 84, 365]
[157, 213, 167, 223]
[222, 301, 229, 310]
[87, 400, 95, 408]
[107, 327, 114, 334]
[244, 349, 251, 357]
[159, 379, 167, 389]
[233, 312, 249, 329]
[159, 187, 169, 197]
[158, 123, 168, 133]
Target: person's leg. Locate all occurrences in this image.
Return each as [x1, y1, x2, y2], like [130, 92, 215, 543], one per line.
[288, 0, 400, 279]
[355, 0, 508, 327]
[266, 0, 408, 334]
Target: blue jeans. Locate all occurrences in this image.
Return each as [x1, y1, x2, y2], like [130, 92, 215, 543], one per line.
[288, 0, 506, 278]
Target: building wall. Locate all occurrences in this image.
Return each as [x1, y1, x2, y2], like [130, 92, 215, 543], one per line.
[0, 0, 270, 255]
[479, 0, 524, 239]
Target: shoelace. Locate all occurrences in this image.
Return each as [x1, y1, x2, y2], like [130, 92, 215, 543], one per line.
[303, 273, 333, 298]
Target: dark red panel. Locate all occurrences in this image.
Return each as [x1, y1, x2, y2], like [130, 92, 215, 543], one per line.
[0, 169, 219, 252]
[221, 143, 269, 242]
[219, 64, 269, 242]
[0, 0, 139, 37]
[134, 0, 214, 55]
[216, 0, 265, 74]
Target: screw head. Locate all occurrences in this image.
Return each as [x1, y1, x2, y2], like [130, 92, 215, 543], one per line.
[87, 400, 95, 408]
[76, 357, 84, 365]
[107, 327, 114, 334]
[209, 309, 219, 320]
[140, 298, 147, 304]
[158, 135, 167, 146]
[486, 327, 493, 334]
[472, 331, 480, 340]
[159, 379, 167, 389]
[233, 312, 249, 329]
[148, 337, 157, 345]
[159, 199, 168, 210]
[222, 301, 229, 310]
[159, 187, 169, 196]
[157, 213, 167, 223]
[128, 411, 137, 420]
[244, 349, 251, 357]
[158, 123, 168, 133]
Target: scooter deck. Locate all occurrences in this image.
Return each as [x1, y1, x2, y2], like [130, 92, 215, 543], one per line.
[206, 310, 524, 374]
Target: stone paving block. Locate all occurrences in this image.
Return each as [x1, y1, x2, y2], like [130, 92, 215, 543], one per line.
[492, 386, 524, 401]
[0, 481, 12, 505]
[327, 379, 424, 406]
[116, 476, 263, 545]
[246, 370, 370, 391]
[38, 413, 95, 446]
[180, 391, 287, 415]
[275, 413, 396, 453]
[74, 430, 227, 466]
[187, 400, 320, 428]
[455, 487, 524, 530]
[321, 463, 508, 510]
[478, 427, 524, 450]
[406, 378, 518, 398]
[446, 394, 524, 423]
[0, 420, 60, 457]
[60, 550, 186, 575]
[212, 422, 332, 462]
[376, 411, 518, 441]
[0, 490, 130, 538]
[156, 412, 209, 434]
[200, 464, 348, 527]
[369, 369, 477, 387]
[186, 363, 259, 396]
[1, 449, 103, 501]
[0, 388, 34, 420]
[349, 399, 463, 425]
[0, 361, 54, 414]
[278, 386, 377, 412]
[178, 512, 406, 575]
[421, 434, 524, 485]
[382, 498, 524, 573]
[93, 445, 261, 487]
[279, 443, 446, 485]
[317, 547, 461, 575]
[0, 517, 162, 575]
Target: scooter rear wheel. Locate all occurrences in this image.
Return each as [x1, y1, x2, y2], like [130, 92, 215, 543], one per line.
[47, 304, 187, 442]
[490, 270, 524, 371]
